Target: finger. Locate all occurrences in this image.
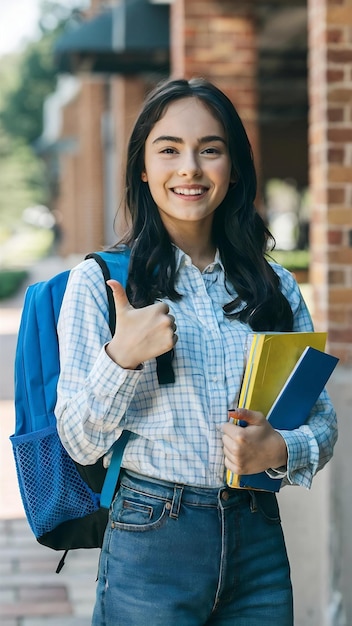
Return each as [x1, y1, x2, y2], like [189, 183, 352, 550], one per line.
[167, 314, 177, 333]
[222, 421, 243, 436]
[106, 280, 132, 313]
[167, 313, 178, 341]
[225, 408, 265, 426]
[155, 298, 170, 315]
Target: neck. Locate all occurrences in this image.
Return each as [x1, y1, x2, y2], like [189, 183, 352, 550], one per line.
[161, 216, 216, 270]
[172, 234, 216, 271]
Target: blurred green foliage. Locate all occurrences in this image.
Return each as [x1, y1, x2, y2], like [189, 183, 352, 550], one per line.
[266, 249, 309, 271]
[0, 229, 54, 299]
[0, 1, 85, 231]
[0, 269, 28, 300]
[0, 37, 58, 145]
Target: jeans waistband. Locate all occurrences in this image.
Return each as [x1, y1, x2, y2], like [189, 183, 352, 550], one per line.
[120, 469, 252, 509]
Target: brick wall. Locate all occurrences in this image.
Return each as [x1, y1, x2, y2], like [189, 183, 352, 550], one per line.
[308, 0, 352, 363]
[171, 0, 260, 173]
[111, 75, 150, 238]
[57, 77, 106, 255]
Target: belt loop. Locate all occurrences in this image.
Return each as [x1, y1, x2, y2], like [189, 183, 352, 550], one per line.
[169, 484, 184, 519]
[249, 490, 258, 513]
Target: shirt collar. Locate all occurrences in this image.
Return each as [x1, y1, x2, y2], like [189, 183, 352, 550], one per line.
[173, 245, 224, 274]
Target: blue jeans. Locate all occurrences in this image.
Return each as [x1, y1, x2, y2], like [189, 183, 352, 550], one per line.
[92, 471, 293, 625]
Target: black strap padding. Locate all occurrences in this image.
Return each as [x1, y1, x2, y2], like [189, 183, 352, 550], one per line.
[85, 252, 116, 335]
[156, 349, 175, 384]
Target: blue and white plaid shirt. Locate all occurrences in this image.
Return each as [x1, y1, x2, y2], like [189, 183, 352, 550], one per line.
[56, 248, 337, 489]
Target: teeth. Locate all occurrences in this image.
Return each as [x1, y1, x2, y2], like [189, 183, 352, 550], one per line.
[173, 187, 205, 196]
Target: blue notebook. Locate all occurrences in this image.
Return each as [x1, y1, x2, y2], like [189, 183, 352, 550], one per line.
[238, 346, 339, 491]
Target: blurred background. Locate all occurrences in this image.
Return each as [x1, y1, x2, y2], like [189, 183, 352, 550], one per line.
[0, 1, 351, 625]
[0, 0, 89, 298]
[0, 0, 312, 298]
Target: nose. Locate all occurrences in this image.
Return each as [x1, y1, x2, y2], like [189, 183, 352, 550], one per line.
[177, 150, 201, 177]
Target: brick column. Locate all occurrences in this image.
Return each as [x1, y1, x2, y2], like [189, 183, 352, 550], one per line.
[77, 78, 106, 253]
[308, 6, 352, 625]
[57, 77, 106, 255]
[111, 75, 150, 239]
[171, 0, 260, 178]
[308, 0, 352, 364]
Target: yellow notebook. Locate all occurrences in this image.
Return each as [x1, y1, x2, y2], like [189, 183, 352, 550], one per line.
[226, 331, 327, 488]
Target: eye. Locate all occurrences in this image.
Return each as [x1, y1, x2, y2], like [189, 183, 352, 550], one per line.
[160, 147, 178, 154]
[201, 147, 221, 155]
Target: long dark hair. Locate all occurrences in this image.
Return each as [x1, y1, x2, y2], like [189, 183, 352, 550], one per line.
[118, 77, 293, 331]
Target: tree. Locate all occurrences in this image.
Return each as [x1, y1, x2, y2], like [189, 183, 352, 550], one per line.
[0, 1, 86, 231]
[0, 1, 86, 145]
[0, 130, 46, 230]
[0, 38, 58, 145]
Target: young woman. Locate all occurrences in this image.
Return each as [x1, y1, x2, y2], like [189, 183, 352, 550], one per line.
[55, 78, 337, 625]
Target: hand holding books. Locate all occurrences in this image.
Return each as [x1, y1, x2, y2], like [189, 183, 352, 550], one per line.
[224, 331, 339, 492]
[222, 407, 288, 483]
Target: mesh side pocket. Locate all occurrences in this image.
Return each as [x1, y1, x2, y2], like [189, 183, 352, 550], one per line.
[11, 426, 100, 539]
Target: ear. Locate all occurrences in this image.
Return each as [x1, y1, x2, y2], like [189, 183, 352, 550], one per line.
[141, 171, 148, 182]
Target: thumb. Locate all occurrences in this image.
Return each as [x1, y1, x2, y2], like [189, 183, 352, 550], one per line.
[106, 280, 132, 313]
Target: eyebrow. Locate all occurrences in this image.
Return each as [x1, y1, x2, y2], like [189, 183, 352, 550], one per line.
[152, 135, 227, 146]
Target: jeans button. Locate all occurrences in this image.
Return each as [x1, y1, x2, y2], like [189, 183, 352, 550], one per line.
[221, 490, 230, 501]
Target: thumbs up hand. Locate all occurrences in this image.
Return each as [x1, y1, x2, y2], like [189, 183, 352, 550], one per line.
[105, 280, 177, 370]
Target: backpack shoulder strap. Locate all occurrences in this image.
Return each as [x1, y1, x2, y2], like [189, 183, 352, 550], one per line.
[85, 248, 130, 335]
[86, 247, 175, 509]
[99, 430, 131, 509]
[85, 249, 132, 509]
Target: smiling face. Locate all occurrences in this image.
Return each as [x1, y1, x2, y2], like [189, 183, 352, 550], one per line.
[141, 97, 232, 240]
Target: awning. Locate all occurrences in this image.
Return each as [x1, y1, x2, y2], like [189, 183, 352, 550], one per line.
[55, 0, 170, 74]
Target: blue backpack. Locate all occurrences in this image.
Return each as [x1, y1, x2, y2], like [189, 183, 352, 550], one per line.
[10, 249, 132, 570]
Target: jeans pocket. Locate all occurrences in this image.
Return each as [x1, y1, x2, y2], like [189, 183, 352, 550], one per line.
[251, 491, 281, 525]
[110, 484, 169, 531]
